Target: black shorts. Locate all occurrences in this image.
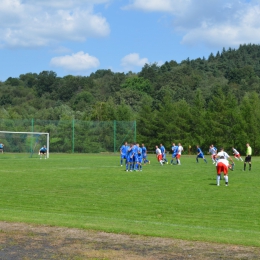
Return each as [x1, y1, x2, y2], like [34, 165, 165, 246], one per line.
[40, 151, 46, 155]
[245, 155, 251, 163]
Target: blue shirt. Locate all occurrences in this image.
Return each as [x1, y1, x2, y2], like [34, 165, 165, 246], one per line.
[172, 145, 178, 155]
[40, 147, 47, 152]
[120, 145, 128, 155]
[197, 147, 203, 156]
[137, 147, 143, 158]
[133, 145, 138, 157]
[127, 146, 134, 159]
[160, 145, 165, 154]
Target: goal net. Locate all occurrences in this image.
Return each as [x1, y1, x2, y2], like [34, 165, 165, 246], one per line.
[0, 131, 49, 158]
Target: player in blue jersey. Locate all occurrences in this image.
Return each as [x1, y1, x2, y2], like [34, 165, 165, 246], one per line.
[0, 142, 4, 153]
[160, 143, 168, 164]
[170, 143, 179, 165]
[196, 145, 207, 163]
[39, 145, 47, 159]
[120, 142, 128, 166]
[136, 143, 143, 171]
[141, 143, 150, 165]
[126, 144, 135, 172]
[132, 143, 139, 170]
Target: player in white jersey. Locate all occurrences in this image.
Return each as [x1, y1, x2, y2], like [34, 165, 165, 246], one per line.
[216, 157, 230, 186]
[177, 143, 184, 165]
[209, 145, 217, 164]
[232, 147, 243, 161]
[155, 145, 164, 166]
[216, 148, 234, 169]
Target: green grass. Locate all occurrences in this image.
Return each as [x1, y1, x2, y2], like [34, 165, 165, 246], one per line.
[0, 153, 259, 246]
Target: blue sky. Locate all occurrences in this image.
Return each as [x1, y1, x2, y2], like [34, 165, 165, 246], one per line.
[1, 0, 259, 81]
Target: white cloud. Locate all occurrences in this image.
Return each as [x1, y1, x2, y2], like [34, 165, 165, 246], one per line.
[180, 2, 260, 48]
[0, 0, 110, 48]
[121, 53, 148, 71]
[50, 51, 100, 71]
[122, 0, 190, 13]
[123, 0, 260, 48]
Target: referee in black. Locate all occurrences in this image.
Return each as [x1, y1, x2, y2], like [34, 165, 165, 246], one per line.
[244, 143, 252, 171]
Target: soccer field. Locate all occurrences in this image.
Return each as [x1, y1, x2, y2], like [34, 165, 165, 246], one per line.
[0, 153, 259, 247]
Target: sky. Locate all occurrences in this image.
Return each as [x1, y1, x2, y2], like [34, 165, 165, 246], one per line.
[1, 0, 260, 81]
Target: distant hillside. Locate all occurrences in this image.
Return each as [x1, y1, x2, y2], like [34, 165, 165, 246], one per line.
[1, 43, 260, 154]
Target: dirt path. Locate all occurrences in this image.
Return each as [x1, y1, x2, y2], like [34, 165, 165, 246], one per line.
[0, 221, 259, 259]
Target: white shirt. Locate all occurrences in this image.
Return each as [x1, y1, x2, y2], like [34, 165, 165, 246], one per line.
[209, 147, 217, 155]
[178, 146, 184, 155]
[156, 148, 162, 155]
[217, 151, 230, 159]
[216, 158, 229, 166]
[232, 148, 239, 155]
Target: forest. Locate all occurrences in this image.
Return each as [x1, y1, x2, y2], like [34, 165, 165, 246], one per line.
[1, 43, 260, 155]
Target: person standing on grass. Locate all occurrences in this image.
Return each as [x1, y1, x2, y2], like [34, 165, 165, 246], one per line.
[209, 145, 217, 164]
[160, 143, 168, 164]
[170, 143, 178, 165]
[126, 143, 134, 172]
[137, 144, 143, 171]
[155, 145, 164, 166]
[39, 145, 47, 159]
[196, 145, 207, 163]
[0, 142, 4, 153]
[142, 144, 150, 165]
[244, 143, 252, 171]
[216, 156, 230, 186]
[177, 143, 184, 165]
[133, 143, 139, 171]
[120, 142, 128, 166]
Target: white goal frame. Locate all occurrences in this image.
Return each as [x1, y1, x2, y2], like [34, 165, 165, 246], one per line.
[0, 131, 50, 158]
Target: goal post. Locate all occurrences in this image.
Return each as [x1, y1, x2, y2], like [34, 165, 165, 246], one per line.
[0, 131, 49, 158]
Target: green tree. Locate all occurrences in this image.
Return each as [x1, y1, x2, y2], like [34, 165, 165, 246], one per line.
[35, 71, 57, 97]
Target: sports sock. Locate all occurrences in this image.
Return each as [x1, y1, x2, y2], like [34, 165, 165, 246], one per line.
[160, 160, 163, 165]
[217, 175, 220, 186]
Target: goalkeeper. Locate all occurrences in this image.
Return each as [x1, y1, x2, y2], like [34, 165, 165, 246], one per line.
[39, 145, 47, 159]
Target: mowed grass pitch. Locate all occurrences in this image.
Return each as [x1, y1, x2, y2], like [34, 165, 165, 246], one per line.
[0, 153, 259, 247]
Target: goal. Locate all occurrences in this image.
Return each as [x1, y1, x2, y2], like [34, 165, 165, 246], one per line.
[0, 131, 49, 158]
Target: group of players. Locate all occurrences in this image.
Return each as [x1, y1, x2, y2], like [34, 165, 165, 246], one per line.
[121, 141, 253, 186]
[120, 142, 184, 172]
[196, 143, 252, 186]
[155, 143, 184, 166]
[120, 142, 150, 172]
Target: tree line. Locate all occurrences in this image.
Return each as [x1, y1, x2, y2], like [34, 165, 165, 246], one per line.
[1, 43, 260, 155]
